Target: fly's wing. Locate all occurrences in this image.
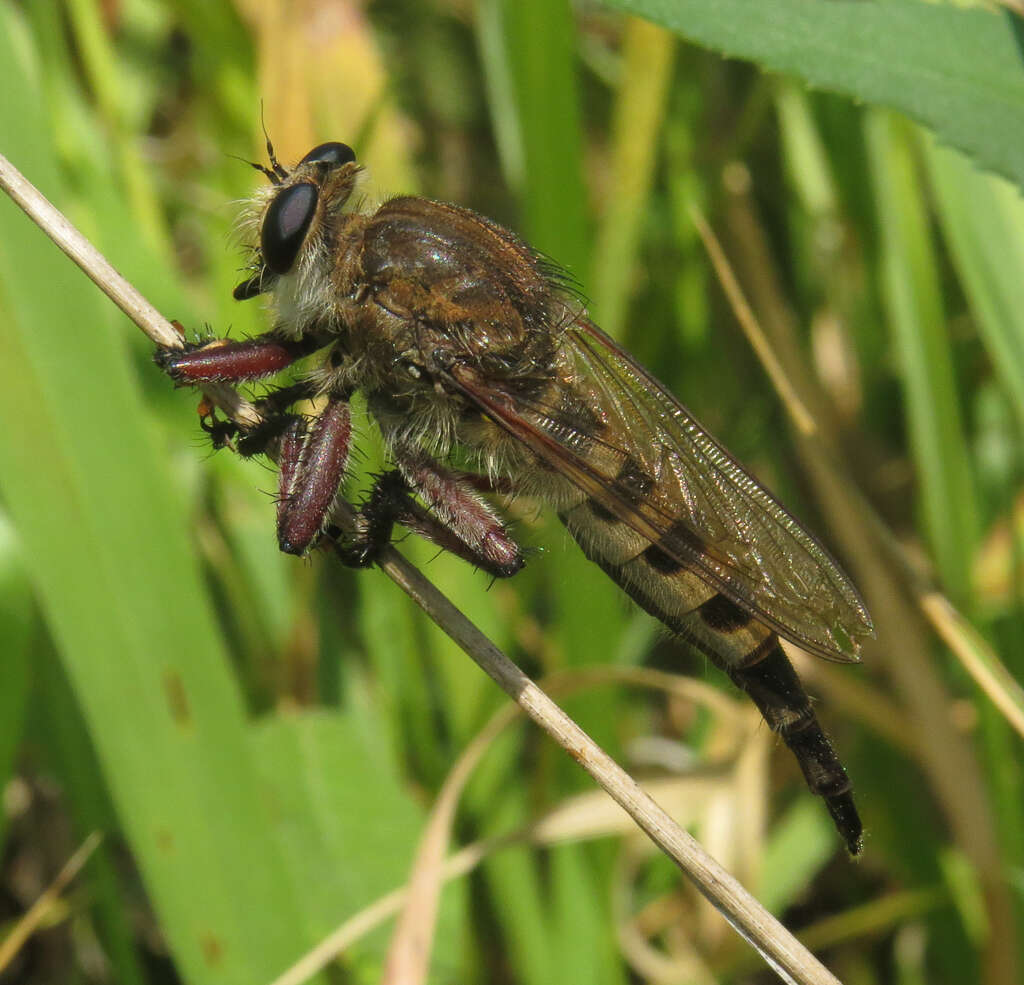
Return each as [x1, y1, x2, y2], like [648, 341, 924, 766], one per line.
[446, 317, 873, 662]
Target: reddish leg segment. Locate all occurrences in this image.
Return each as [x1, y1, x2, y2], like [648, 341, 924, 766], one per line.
[333, 453, 524, 578]
[155, 334, 327, 384]
[157, 336, 522, 574]
[277, 398, 353, 555]
[395, 449, 524, 577]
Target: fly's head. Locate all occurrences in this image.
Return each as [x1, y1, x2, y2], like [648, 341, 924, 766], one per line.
[232, 141, 362, 321]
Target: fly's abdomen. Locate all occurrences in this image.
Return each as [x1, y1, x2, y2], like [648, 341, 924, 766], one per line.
[560, 498, 864, 855]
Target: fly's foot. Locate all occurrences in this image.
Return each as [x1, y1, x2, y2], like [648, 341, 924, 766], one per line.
[326, 466, 525, 578]
[331, 536, 383, 569]
[154, 339, 208, 382]
[329, 472, 408, 568]
[197, 400, 240, 451]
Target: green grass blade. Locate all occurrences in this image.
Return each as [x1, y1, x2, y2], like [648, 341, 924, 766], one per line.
[34, 637, 149, 985]
[494, 0, 636, 756]
[549, 844, 626, 985]
[500, 0, 589, 274]
[865, 111, 980, 604]
[0, 514, 33, 850]
[758, 799, 839, 915]
[590, 18, 676, 337]
[482, 797, 555, 985]
[923, 137, 1024, 433]
[476, 0, 526, 190]
[62, 0, 171, 255]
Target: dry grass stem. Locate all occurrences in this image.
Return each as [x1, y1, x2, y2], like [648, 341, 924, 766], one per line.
[0, 151, 263, 430]
[0, 832, 102, 972]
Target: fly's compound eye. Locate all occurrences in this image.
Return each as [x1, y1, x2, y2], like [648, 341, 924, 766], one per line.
[299, 142, 356, 169]
[261, 182, 318, 275]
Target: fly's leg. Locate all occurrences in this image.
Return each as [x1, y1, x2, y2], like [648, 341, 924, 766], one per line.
[155, 333, 328, 384]
[156, 327, 353, 556]
[276, 397, 353, 556]
[189, 379, 352, 556]
[333, 453, 524, 578]
[199, 381, 321, 456]
[330, 472, 410, 568]
[396, 448, 524, 577]
[158, 332, 522, 573]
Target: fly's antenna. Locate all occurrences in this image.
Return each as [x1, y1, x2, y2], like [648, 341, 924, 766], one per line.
[260, 102, 289, 182]
[226, 152, 281, 185]
[228, 104, 290, 185]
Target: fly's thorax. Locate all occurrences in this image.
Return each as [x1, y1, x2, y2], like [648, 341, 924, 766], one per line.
[357, 196, 574, 372]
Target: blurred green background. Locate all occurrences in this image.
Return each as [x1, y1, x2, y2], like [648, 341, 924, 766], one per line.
[0, 0, 1022, 983]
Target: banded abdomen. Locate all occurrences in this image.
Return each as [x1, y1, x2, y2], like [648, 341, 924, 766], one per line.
[558, 481, 863, 855]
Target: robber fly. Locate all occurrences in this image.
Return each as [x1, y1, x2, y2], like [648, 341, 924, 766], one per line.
[156, 141, 873, 854]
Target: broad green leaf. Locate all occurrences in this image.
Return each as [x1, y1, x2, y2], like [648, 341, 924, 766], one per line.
[251, 710, 465, 977]
[605, 0, 1024, 191]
